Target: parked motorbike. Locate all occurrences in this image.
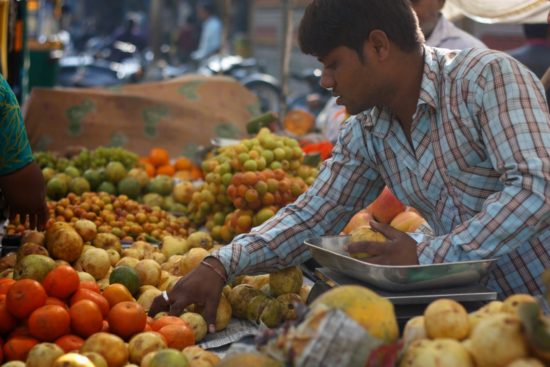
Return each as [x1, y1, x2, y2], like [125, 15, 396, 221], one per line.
[58, 36, 148, 88]
[287, 68, 332, 117]
[197, 54, 282, 113]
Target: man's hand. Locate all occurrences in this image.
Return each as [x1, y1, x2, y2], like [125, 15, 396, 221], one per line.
[149, 257, 226, 334]
[346, 221, 419, 265]
[0, 162, 48, 230]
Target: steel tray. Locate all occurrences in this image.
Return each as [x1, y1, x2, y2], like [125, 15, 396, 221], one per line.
[304, 236, 496, 291]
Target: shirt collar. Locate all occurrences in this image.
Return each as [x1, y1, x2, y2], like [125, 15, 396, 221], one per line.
[418, 45, 441, 110]
[356, 45, 441, 138]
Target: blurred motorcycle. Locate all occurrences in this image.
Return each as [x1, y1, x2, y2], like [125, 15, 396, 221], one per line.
[197, 54, 282, 113]
[58, 32, 148, 88]
[287, 68, 332, 117]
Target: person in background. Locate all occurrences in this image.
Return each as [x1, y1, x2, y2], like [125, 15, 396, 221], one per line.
[190, 0, 222, 62]
[507, 24, 550, 105]
[0, 75, 48, 230]
[317, 0, 487, 144]
[410, 0, 486, 49]
[150, 0, 550, 334]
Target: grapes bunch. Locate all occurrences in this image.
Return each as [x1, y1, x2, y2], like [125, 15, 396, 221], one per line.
[71, 147, 138, 171]
[33, 147, 138, 172]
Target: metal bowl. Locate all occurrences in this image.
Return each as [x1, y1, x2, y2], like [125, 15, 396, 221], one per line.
[304, 236, 496, 291]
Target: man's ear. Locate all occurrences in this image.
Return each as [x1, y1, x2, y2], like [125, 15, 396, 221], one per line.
[367, 30, 390, 60]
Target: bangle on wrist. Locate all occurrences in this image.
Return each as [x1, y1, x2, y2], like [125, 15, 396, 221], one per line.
[161, 290, 171, 304]
[201, 259, 227, 283]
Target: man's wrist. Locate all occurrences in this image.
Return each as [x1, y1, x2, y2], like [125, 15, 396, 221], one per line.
[202, 256, 228, 283]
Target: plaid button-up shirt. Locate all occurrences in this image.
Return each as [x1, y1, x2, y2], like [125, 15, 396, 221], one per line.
[213, 46, 550, 297]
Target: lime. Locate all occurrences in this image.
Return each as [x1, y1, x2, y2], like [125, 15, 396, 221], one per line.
[109, 265, 140, 296]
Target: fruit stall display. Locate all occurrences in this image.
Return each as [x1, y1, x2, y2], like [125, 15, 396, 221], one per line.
[0, 130, 548, 366]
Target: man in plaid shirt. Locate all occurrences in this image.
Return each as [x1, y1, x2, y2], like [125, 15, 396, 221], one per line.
[151, 0, 550, 333]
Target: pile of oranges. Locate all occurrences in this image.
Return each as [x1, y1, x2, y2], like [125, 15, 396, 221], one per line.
[139, 148, 202, 180]
[0, 265, 195, 363]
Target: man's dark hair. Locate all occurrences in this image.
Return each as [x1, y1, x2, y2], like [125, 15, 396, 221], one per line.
[197, 0, 217, 15]
[298, 0, 423, 58]
[523, 24, 549, 40]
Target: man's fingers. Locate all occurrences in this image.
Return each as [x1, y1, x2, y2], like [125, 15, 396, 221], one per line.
[203, 294, 221, 334]
[370, 220, 402, 239]
[8, 209, 17, 222]
[347, 241, 387, 257]
[28, 213, 37, 230]
[149, 295, 169, 317]
[37, 209, 48, 231]
[169, 297, 191, 317]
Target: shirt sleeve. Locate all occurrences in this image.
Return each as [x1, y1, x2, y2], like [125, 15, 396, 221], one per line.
[191, 18, 222, 61]
[417, 56, 550, 263]
[0, 76, 33, 175]
[211, 118, 384, 281]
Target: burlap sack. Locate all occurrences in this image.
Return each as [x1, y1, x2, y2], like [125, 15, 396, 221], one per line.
[24, 75, 260, 157]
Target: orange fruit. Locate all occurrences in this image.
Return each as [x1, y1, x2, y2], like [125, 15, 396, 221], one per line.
[107, 301, 147, 340]
[156, 164, 175, 176]
[78, 281, 101, 293]
[102, 283, 134, 307]
[70, 288, 110, 318]
[55, 334, 85, 353]
[42, 265, 80, 299]
[190, 166, 203, 180]
[151, 315, 187, 331]
[28, 304, 71, 342]
[158, 323, 195, 349]
[6, 279, 47, 319]
[283, 109, 315, 136]
[3, 336, 38, 361]
[0, 279, 15, 295]
[8, 325, 30, 338]
[174, 170, 193, 181]
[0, 302, 17, 335]
[144, 162, 156, 177]
[174, 157, 193, 171]
[69, 299, 104, 338]
[149, 148, 170, 167]
[139, 156, 152, 165]
[45, 297, 68, 308]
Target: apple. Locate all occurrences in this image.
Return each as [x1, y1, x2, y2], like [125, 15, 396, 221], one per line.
[367, 186, 406, 224]
[341, 209, 373, 234]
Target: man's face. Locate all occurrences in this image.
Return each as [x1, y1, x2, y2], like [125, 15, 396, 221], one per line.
[410, 0, 445, 37]
[318, 45, 386, 115]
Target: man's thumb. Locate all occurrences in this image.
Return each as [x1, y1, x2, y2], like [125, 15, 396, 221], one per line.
[204, 297, 221, 334]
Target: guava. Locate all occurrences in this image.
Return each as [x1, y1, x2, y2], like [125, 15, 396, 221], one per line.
[105, 161, 127, 183]
[118, 176, 142, 199]
[69, 177, 91, 195]
[46, 177, 68, 200]
[97, 181, 117, 195]
[83, 168, 103, 190]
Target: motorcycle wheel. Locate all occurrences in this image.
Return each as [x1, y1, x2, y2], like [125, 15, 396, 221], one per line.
[243, 80, 281, 113]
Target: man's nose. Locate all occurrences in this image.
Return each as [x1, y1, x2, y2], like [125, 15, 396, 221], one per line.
[319, 70, 333, 90]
